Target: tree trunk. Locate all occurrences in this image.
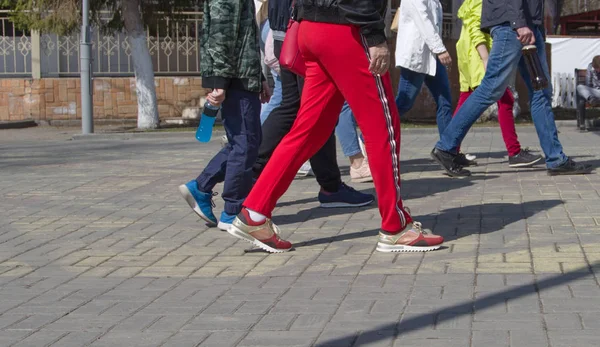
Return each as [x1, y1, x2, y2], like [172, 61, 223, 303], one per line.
[122, 0, 159, 129]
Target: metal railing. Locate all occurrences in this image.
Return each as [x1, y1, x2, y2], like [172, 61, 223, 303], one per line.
[0, 10, 204, 77]
[0, 11, 31, 76]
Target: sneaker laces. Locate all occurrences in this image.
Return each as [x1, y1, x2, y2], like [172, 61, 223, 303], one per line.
[412, 221, 429, 235]
[210, 192, 218, 208]
[403, 207, 428, 235]
[340, 182, 356, 192]
[266, 219, 281, 235]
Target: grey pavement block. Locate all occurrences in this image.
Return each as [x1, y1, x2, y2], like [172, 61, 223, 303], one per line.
[471, 330, 509, 347]
[89, 331, 172, 347]
[313, 329, 359, 347]
[290, 314, 331, 331]
[580, 313, 600, 329]
[198, 331, 247, 347]
[182, 314, 261, 331]
[253, 314, 296, 331]
[544, 313, 583, 330]
[0, 329, 31, 345]
[509, 330, 549, 347]
[44, 314, 126, 332]
[353, 329, 396, 347]
[161, 331, 210, 347]
[5, 314, 63, 331]
[237, 330, 320, 347]
[106, 314, 161, 332]
[543, 298, 600, 313]
[47, 331, 103, 347]
[12, 330, 68, 346]
[235, 301, 274, 315]
[548, 330, 600, 347]
[270, 300, 339, 315]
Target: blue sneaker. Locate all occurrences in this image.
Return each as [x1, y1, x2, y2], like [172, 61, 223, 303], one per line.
[178, 180, 218, 226]
[318, 183, 374, 208]
[217, 211, 236, 231]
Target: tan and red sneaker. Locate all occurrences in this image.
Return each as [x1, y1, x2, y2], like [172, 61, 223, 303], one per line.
[376, 221, 443, 253]
[227, 208, 292, 253]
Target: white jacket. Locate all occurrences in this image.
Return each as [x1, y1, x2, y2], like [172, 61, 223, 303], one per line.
[394, 0, 446, 76]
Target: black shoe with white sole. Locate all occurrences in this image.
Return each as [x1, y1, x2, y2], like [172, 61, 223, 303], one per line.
[547, 158, 592, 176]
[508, 148, 543, 168]
[455, 153, 478, 167]
[430, 148, 471, 178]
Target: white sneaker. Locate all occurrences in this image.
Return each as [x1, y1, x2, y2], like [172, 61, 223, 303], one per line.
[465, 153, 476, 161]
[350, 157, 373, 183]
[220, 135, 228, 148]
[296, 161, 313, 177]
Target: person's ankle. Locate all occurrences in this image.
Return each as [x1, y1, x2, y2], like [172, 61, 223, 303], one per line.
[349, 154, 365, 169]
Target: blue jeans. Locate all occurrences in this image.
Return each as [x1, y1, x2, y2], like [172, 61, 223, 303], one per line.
[335, 102, 362, 157]
[196, 89, 262, 214]
[435, 25, 566, 168]
[396, 59, 452, 137]
[261, 73, 282, 124]
[259, 19, 282, 123]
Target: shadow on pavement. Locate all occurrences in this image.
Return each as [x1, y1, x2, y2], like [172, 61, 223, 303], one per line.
[274, 176, 498, 225]
[293, 200, 562, 248]
[314, 264, 598, 346]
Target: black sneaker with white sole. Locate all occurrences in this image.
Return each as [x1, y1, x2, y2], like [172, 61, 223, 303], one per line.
[430, 148, 472, 178]
[547, 158, 592, 176]
[455, 153, 478, 167]
[508, 148, 543, 168]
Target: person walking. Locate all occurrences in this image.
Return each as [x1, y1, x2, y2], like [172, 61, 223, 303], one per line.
[252, 0, 374, 208]
[455, 0, 542, 168]
[226, 0, 445, 253]
[394, 0, 476, 165]
[431, 0, 591, 177]
[179, 0, 270, 231]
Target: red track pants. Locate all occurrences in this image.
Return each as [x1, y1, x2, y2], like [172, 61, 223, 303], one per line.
[243, 21, 411, 233]
[454, 88, 521, 156]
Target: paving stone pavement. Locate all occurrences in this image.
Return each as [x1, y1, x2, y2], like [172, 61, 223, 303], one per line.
[0, 126, 599, 347]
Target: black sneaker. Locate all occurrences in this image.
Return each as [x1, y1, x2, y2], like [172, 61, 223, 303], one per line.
[508, 148, 543, 168]
[430, 148, 472, 178]
[547, 158, 592, 176]
[455, 153, 478, 166]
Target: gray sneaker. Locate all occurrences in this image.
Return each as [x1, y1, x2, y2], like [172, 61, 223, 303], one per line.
[508, 148, 543, 168]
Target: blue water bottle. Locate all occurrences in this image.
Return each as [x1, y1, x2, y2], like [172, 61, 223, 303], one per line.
[196, 102, 220, 142]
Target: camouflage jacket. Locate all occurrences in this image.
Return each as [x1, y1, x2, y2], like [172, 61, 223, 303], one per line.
[201, 0, 263, 92]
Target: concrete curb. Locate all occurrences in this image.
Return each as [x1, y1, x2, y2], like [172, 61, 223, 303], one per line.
[72, 130, 225, 141]
[0, 120, 37, 130]
[71, 121, 595, 141]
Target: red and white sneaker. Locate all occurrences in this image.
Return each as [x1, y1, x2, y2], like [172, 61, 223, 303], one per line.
[227, 208, 292, 253]
[376, 221, 443, 253]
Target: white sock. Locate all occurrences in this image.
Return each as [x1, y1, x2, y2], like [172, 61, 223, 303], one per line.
[247, 208, 267, 223]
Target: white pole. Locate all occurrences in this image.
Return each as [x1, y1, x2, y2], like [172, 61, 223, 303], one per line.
[80, 0, 93, 134]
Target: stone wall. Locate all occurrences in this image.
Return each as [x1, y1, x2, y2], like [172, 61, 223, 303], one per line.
[0, 77, 207, 123]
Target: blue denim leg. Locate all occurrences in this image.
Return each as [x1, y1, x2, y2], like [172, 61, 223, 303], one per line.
[436, 24, 522, 153]
[424, 59, 453, 137]
[260, 71, 282, 124]
[516, 27, 567, 169]
[196, 89, 262, 215]
[259, 19, 269, 53]
[396, 68, 426, 117]
[335, 102, 362, 157]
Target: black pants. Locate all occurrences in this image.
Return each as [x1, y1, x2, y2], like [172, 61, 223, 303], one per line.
[252, 39, 341, 192]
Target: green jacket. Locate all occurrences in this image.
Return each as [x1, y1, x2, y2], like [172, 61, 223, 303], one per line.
[201, 0, 263, 92]
[456, 0, 491, 92]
